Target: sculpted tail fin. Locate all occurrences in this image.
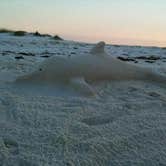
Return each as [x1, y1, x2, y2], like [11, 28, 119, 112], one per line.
[90, 41, 106, 55]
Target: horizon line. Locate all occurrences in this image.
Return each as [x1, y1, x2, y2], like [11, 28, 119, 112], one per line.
[1, 27, 165, 48]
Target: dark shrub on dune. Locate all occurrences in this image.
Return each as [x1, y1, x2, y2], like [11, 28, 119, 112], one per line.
[33, 31, 42, 36]
[0, 28, 14, 33]
[53, 35, 63, 40]
[42, 34, 52, 37]
[13, 31, 26, 36]
[33, 31, 52, 37]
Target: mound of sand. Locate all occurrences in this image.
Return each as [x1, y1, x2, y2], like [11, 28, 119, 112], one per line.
[0, 34, 166, 165]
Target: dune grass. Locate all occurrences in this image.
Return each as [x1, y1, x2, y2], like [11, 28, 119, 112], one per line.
[13, 31, 26, 36]
[0, 28, 14, 33]
[53, 35, 63, 40]
[0, 28, 63, 40]
[32, 31, 52, 37]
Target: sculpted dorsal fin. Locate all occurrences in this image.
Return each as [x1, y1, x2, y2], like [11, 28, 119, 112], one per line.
[90, 41, 105, 55]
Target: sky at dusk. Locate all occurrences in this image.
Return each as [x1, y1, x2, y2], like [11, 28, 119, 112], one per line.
[0, 0, 166, 47]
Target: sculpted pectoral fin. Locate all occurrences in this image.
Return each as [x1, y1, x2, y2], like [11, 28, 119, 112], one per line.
[69, 77, 95, 96]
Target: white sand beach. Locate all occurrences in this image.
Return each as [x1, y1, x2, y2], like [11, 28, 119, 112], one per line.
[0, 33, 166, 165]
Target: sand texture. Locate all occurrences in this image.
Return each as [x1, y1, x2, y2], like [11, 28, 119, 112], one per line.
[0, 33, 166, 165]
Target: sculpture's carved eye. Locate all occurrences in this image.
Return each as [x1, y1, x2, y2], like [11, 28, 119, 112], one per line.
[39, 68, 42, 71]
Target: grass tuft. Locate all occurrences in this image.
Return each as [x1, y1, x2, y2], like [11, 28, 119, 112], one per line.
[53, 35, 63, 40]
[13, 31, 26, 36]
[0, 28, 14, 33]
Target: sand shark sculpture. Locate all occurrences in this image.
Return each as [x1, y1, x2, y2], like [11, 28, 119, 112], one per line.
[16, 41, 166, 95]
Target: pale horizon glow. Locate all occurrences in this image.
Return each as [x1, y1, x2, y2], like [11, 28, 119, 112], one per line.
[0, 0, 166, 47]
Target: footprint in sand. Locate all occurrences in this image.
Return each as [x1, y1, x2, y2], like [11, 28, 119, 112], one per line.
[148, 91, 166, 102]
[0, 94, 19, 122]
[82, 116, 113, 126]
[148, 91, 161, 97]
[3, 137, 19, 155]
